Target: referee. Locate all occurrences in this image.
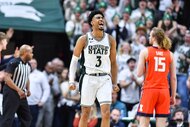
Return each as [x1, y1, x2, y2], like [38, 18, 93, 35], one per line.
[1, 44, 33, 127]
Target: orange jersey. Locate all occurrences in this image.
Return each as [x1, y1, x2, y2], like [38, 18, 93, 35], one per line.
[143, 46, 171, 89]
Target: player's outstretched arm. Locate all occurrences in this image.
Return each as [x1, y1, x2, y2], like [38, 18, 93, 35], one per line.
[69, 35, 86, 90]
[109, 35, 119, 92]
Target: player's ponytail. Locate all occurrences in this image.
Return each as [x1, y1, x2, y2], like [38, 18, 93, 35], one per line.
[152, 27, 171, 50]
[162, 36, 171, 50]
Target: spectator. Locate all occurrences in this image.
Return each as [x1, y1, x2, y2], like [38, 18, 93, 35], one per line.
[81, 21, 90, 35]
[65, 6, 83, 50]
[174, 30, 190, 108]
[97, 1, 107, 12]
[165, 6, 173, 16]
[63, 0, 77, 21]
[51, 58, 63, 127]
[157, 13, 178, 40]
[135, 20, 147, 37]
[168, 108, 189, 127]
[51, 58, 64, 127]
[107, 13, 122, 49]
[105, 0, 122, 29]
[51, 58, 64, 84]
[117, 42, 132, 74]
[36, 61, 60, 127]
[170, 93, 189, 121]
[119, 57, 143, 111]
[110, 108, 125, 127]
[111, 91, 127, 118]
[73, 104, 98, 127]
[138, 35, 148, 47]
[73, 21, 90, 47]
[59, 68, 80, 127]
[171, 0, 183, 24]
[130, 0, 152, 23]
[171, 24, 187, 52]
[131, 22, 147, 61]
[79, 0, 91, 22]
[158, 0, 172, 15]
[118, 6, 136, 43]
[27, 58, 50, 127]
[146, 1, 162, 26]
[145, 15, 154, 35]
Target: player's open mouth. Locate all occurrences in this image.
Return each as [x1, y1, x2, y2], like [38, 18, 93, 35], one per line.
[99, 23, 104, 27]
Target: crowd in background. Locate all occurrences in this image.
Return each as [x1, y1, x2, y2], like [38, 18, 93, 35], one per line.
[0, 0, 190, 127]
[64, 0, 189, 124]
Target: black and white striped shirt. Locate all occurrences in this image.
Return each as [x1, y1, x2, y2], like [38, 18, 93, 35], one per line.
[5, 58, 31, 90]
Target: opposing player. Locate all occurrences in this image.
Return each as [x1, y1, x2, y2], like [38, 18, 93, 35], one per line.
[68, 10, 120, 127]
[137, 27, 177, 127]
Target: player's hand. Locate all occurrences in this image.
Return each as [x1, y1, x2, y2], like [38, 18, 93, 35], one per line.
[113, 84, 120, 92]
[170, 96, 176, 106]
[69, 83, 76, 90]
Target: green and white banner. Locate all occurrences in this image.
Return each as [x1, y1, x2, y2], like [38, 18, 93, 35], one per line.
[0, 0, 65, 32]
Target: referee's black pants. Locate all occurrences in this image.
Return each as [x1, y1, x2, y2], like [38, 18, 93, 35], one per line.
[1, 85, 32, 127]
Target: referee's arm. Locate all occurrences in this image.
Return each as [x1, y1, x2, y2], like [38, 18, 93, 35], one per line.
[4, 72, 20, 92]
[4, 72, 25, 98]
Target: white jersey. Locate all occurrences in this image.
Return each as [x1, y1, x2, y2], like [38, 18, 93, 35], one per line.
[83, 32, 111, 74]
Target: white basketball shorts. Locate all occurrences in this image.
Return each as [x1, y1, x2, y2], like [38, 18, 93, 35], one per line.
[80, 74, 112, 106]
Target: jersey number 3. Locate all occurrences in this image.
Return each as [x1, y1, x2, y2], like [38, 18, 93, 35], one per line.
[95, 56, 102, 67]
[154, 57, 166, 72]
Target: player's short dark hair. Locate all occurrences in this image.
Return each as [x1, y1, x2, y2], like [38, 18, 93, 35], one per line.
[88, 10, 104, 27]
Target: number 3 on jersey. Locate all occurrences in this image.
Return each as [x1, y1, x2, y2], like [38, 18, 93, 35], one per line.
[95, 56, 102, 67]
[154, 57, 166, 72]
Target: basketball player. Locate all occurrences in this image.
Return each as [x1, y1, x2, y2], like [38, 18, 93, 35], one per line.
[137, 27, 177, 127]
[69, 10, 120, 127]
